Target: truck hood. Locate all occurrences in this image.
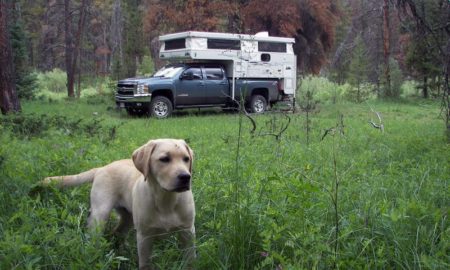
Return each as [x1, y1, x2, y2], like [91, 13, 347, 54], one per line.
[118, 76, 173, 85]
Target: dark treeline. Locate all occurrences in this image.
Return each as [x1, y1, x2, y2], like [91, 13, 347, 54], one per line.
[0, 0, 449, 124]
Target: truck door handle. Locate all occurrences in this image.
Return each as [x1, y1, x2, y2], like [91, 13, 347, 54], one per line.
[199, 82, 205, 86]
[220, 82, 227, 85]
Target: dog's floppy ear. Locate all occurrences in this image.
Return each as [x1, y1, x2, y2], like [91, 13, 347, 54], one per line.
[132, 140, 157, 180]
[183, 140, 194, 173]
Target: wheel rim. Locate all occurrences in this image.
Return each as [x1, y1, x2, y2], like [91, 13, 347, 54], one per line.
[253, 99, 264, 113]
[153, 101, 168, 117]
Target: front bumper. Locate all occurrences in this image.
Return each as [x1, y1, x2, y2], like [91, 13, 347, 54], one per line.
[115, 94, 152, 109]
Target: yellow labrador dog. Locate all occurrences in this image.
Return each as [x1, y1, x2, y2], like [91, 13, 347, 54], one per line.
[43, 139, 196, 269]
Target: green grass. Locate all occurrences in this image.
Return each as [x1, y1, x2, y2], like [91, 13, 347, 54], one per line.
[0, 97, 448, 269]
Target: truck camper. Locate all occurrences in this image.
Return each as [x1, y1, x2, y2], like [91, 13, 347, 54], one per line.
[116, 31, 297, 118]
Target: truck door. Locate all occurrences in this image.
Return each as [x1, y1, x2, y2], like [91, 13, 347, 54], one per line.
[175, 67, 205, 105]
[203, 67, 228, 105]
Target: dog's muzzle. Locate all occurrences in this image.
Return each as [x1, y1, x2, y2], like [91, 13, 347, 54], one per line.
[172, 173, 191, 192]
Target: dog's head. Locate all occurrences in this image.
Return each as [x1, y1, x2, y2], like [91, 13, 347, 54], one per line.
[132, 139, 194, 192]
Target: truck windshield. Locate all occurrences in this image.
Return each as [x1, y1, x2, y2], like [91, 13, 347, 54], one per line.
[153, 66, 183, 78]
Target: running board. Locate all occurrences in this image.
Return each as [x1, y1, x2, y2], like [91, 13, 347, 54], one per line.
[176, 104, 227, 109]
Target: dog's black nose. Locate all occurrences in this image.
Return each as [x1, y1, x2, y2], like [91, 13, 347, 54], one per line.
[178, 173, 191, 184]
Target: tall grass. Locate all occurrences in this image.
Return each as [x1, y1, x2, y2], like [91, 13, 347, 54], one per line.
[0, 96, 448, 269]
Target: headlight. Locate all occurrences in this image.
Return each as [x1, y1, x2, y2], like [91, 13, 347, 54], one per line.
[136, 84, 149, 94]
[136, 84, 144, 94]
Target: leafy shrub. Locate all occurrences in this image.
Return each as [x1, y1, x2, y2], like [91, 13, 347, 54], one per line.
[298, 75, 379, 104]
[80, 86, 98, 98]
[34, 72, 117, 101]
[401, 80, 421, 98]
[36, 68, 67, 93]
[298, 76, 349, 104]
[81, 76, 116, 96]
[36, 89, 67, 102]
[343, 82, 377, 103]
[77, 77, 116, 100]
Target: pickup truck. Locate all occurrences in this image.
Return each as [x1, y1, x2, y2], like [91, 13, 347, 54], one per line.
[115, 63, 282, 118]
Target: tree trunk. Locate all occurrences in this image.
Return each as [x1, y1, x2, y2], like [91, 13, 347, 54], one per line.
[71, 0, 87, 97]
[64, 0, 75, 98]
[0, 0, 21, 114]
[423, 75, 428, 98]
[383, 0, 391, 97]
[110, 0, 123, 73]
[64, 0, 88, 98]
[445, 39, 450, 135]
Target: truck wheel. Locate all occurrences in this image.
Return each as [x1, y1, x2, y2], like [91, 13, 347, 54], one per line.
[150, 96, 173, 118]
[249, 95, 267, 113]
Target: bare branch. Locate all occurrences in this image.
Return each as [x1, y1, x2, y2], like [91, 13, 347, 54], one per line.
[257, 112, 291, 140]
[321, 114, 345, 141]
[367, 104, 384, 133]
[244, 109, 257, 134]
[321, 127, 336, 141]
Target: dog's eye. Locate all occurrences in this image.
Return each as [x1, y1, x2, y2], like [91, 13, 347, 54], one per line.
[159, 156, 171, 163]
[183, 156, 190, 163]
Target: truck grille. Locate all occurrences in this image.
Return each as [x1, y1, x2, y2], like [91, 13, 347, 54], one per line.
[117, 83, 135, 96]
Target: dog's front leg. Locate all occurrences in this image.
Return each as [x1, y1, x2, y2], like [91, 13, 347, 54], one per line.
[137, 231, 154, 270]
[178, 226, 196, 266]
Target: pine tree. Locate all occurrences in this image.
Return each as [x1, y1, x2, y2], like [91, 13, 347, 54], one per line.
[406, 32, 441, 98]
[137, 53, 155, 76]
[348, 35, 369, 102]
[380, 57, 403, 98]
[0, 0, 21, 114]
[10, 14, 37, 99]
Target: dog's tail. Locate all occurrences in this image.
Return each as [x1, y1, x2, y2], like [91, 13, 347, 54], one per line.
[42, 168, 98, 188]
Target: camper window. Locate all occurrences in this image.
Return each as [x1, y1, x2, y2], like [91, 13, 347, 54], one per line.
[165, 38, 186, 50]
[207, 39, 240, 50]
[261, 53, 271, 62]
[258, 42, 286, 53]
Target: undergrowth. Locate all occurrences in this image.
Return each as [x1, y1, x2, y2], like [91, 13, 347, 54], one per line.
[0, 98, 448, 269]
[0, 113, 120, 143]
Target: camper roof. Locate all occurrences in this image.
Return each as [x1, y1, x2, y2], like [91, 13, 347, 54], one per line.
[159, 31, 295, 44]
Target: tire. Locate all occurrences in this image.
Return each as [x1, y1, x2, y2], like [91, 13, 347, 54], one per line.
[149, 96, 173, 118]
[249, 95, 267, 114]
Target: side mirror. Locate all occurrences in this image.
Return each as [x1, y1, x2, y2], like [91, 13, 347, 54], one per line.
[180, 72, 194, 80]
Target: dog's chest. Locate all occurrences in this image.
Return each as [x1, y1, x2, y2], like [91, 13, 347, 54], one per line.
[153, 211, 185, 231]
[132, 183, 194, 232]
[136, 209, 190, 233]
[133, 197, 193, 230]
